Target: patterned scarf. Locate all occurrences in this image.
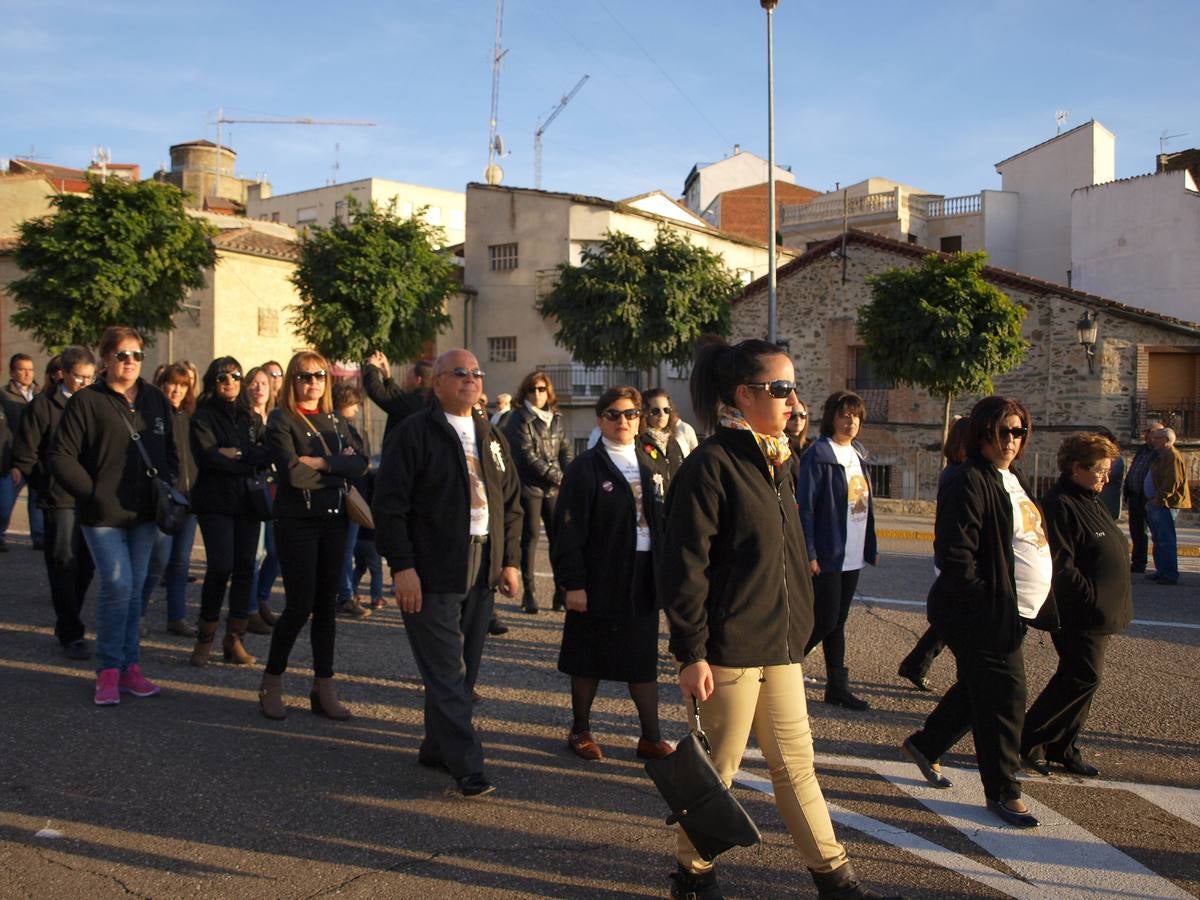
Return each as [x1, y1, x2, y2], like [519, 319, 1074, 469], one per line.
[719, 405, 792, 467]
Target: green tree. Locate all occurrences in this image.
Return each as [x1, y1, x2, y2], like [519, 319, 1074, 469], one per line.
[289, 198, 455, 364]
[536, 225, 739, 373]
[10, 177, 217, 351]
[858, 251, 1028, 447]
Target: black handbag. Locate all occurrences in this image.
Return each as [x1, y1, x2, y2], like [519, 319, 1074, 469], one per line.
[644, 699, 762, 862]
[111, 396, 191, 535]
[245, 471, 275, 521]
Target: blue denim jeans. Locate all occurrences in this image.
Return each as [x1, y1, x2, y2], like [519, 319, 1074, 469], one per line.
[353, 537, 384, 602]
[1146, 504, 1179, 581]
[83, 521, 160, 673]
[337, 520, 361, 603]
[0, 475, 14, 535]
[28, 487, 44, 545]
[141, 515, 198, 622]
[253, 522, 280, 607]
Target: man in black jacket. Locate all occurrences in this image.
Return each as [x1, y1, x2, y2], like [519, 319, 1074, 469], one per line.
[363, 351, 431, 437]
[1122, 420, 1163, 573]
[373, 349, 523, 797]
[11, 347, 98, 659]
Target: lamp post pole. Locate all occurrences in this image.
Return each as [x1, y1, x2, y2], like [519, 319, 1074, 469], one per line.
[762, 0, 779, 343]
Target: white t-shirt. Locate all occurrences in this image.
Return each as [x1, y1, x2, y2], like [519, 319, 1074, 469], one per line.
[999, 469, 1052, 619]
[603, 438, 651, 552]
[830, 440, 869, 572]
[444, 412, 489, 536]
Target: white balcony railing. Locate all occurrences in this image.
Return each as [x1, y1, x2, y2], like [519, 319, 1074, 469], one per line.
[781, 190, 984, 228]
[926, 194, 982, 218]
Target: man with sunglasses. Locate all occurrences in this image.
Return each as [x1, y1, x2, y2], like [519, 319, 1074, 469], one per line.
[363, 350, 433, 437]
[373, 349, 523, 797]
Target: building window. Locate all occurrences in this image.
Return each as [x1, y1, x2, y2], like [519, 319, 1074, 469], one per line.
[296, 206, 317, 225]
[425, 206, 442, 226]
[334, 200, 348, 224]
[270, 211, 280, 223]
[488, 336, 517, 363]
[940, 235, 962, 253]
[906, 233, 918, 244]
[847, 346, 894, 390]
[258, 308, 279, 338]
[489, 242, 519, 271]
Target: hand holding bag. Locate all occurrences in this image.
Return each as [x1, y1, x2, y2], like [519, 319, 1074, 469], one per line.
[298, 411, 373, 529]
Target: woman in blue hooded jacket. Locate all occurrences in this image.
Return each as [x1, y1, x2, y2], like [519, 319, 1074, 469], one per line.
[796, 390, 877, 710]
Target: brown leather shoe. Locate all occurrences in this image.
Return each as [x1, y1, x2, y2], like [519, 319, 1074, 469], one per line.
[246, 612, 273, 635]
[189, 620, 218, 667]
[167, 618, 197, 638]
[310, 677, 353, 720]
[636, 737, 674, 760]
[222, 618, 256, 665]
[259, 672, 286, 720]
[257, 603, 279, 626]
[568, 730, 603, 761]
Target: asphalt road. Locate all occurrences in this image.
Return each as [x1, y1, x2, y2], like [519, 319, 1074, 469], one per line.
[1, 508, 1197, 899]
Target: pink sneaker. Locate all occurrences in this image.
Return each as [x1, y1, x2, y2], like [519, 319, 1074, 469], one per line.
[94, 668, 120, 706]
[118, 664, 160, 698]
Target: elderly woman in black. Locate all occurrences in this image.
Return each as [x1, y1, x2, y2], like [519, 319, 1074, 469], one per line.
[505, 369, 572, 613]
[188, 357, 273, 667]
[902, 396, 1053, 829]
[1021, 432, 1131, 778]
[662, 337, 890, 900]
[259, 351, 368, 721]
[553, 386, 671, 762]
[639, 388, 686, 481]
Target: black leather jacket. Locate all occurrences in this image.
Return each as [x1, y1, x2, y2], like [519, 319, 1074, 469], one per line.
[505, 404, 573, 497]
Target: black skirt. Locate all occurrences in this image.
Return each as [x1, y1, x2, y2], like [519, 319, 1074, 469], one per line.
[557, 551, 659, 683]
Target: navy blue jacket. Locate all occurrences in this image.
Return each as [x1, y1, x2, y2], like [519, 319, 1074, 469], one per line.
[796, 436, 877, 572]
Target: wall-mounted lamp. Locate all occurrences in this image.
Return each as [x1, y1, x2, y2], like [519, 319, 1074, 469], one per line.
[1076, 310, 1098, 374]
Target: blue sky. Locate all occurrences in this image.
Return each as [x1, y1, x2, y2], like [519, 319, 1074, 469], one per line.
[2, 1, 1196, 203]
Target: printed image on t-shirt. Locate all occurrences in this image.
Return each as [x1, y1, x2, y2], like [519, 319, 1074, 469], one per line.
[1000, 469, 1052, 619]
[604, 439, 651, 551]
[830, 440, 869, 571]
[445, 413, 490, 535]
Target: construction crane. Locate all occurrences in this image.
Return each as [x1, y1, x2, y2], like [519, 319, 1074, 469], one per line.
[210, 107, 376, 197]
[534, 75, 589, 190]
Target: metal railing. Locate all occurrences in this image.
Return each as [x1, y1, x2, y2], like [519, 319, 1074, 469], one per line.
[1133, 398, 1199, 439]
[535, 364, 644, 405]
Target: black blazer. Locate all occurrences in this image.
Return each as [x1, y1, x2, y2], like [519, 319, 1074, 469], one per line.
[505, 404, 572, 497]
[265, 408, 368, 519]
[552, 443, 667, 617]
[190, 398, 272, 516]
[661, 427, 815, 668]
[373, 398, 523, 594]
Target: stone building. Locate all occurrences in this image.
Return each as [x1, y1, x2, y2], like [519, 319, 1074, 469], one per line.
[733, 230, 1200, 498]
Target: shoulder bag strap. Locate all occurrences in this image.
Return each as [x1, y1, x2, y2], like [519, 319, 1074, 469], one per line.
[107, 394, 158, 478]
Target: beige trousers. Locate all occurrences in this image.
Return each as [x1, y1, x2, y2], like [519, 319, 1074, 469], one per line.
[676, 662, 849, 875]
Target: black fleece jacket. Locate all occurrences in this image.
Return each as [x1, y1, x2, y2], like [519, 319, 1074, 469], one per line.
[362, 364, 428, 437]
[1041, 474, 1132, 635]
[661, 427, 815, 668]
[551, 443, 667, 617]
[265, 408, 368, 519]
[12, 387, 74, 507]
[373, 398, 523, 594]
[48, 379, 179, 528]
[190, 398, 272, 516]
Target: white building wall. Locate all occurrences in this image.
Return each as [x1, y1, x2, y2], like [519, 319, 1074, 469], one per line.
[685, 150, 795, 215]
[980, 190, 1019, 269]
[996, 120, 1115, 285]
[1071, 169, 1200, 322]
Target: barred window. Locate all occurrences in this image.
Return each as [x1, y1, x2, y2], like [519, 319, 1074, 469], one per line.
[488, 336, 517, 363]
[489, 242, 519, 271]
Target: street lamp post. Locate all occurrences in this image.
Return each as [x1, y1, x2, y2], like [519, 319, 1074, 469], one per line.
[761, 0, 779, 344]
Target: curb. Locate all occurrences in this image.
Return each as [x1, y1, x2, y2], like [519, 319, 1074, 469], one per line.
[876, 528, 1200, 558]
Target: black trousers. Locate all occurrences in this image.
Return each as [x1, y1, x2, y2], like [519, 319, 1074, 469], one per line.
[900, 626, 946, 678]
[265, 515, 348, 679]
[196, 513, 260, 622]
[1022, 630, 1109, 764]
[909, 632, 1027, 802]
[519, 491, 557, 600]
[402, 541, 493, 779]
[1127, 494, 1149, 571]
[43, 507, 94, 646]
[804, 569, 860, 670]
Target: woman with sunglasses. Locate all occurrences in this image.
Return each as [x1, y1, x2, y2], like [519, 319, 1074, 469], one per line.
[552, 386, 671, 762]
[188, 357, 273, 667]
[902, 396, 1054, 829]
[797, 390, 878, 711]
[639, 388, 685, 480]
[661, 337, 889, 899]
[259, 352, 367, 720]
[49, 326, 179, 705]
[505, 370, 572, 614]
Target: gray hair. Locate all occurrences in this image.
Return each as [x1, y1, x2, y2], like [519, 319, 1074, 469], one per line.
[1160, 427, 1176, 445]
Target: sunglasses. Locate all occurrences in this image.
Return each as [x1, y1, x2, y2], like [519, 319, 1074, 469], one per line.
[997, 426, 1029, 440]
[532, 385, 548, 393]
[448, 367, 485, 379]
[745, 380, 797, 399]
[266, 370, 283, 379]
[216, 372, 242, 385]
[793, 412, 809, 419]
[113, 350, 145, 363]
[296, 370, 328, 383]
[648, 406, 672, 416]
[600, 408, 641, 422]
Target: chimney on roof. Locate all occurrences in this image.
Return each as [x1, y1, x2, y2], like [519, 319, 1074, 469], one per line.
[733, 144, 741, 155]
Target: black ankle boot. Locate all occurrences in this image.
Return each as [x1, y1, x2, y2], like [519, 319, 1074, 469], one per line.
[824, 666, 869, 710]
[669, 863, 723, 900]
[811, 862, 902, 899]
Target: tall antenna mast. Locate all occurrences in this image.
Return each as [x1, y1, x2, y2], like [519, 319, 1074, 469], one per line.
[1055, 110, 1070, 135]
[1160, 130, 1189, 155]
[484, 0, 508, 185]
[535, 74, 589, 189]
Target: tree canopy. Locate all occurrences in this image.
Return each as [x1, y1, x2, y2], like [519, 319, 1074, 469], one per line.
[857, 251, 1028, 445]
[289, 198, 456, 364]
[10, 177, 217, 351]
[536, 225, 739, 373]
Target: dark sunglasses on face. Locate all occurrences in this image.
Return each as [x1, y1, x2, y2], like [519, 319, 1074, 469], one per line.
[448, 367, 485, 379]
[296, 370, 327, 383]
[745, 379, 797, 399]
[997, 426, 1029, 440]
[601, 408, 641, 422]
[114, 350, 144, 363]
[532, 384, 548, 393]
[266, 370, 283, 379]
[793, 411, 809, 419]
[648, 406, 671, 416]
[216, 372, 242, 385]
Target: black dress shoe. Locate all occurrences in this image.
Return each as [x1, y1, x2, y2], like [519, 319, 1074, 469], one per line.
[488, 617, 509, 636]
[1051, 756, 1099, 777]
[1021, 754, 1052, 777]
[63, 639, 91, 661]
[901, 735, 952, 788]
[897, 663, 932, 692]
[457, 774, 495, 797]
[988, 798, 1039, 828]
